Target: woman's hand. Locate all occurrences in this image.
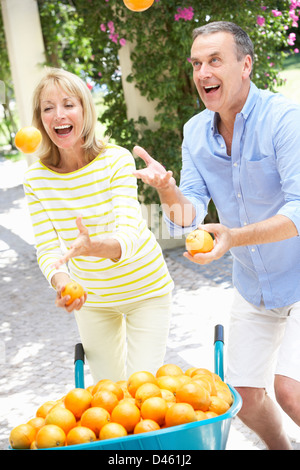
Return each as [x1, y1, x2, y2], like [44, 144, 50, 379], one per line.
[53, 216, 92, 269]
[51, 272, 87, 312]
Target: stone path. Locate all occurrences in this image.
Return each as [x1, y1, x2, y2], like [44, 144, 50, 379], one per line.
[1, 157, 300, 450]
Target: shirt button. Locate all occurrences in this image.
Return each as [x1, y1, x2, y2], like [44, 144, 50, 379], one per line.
[237, 193, 241, 198]
[251, 248, 256, 252]
[233, 162, 238, 167]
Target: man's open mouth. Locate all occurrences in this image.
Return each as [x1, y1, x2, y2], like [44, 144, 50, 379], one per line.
[54, 125, 73, 135]
[204, 85, 220, 94]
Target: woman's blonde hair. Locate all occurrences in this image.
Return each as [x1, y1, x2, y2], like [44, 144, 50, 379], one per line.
[32, 67, 106, 167]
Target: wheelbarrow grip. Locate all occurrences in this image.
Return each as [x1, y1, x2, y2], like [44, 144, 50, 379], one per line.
[214, 324, 224, 381]
[74, 343, 85, 364]
[74, 343, 85, 389]
[214, 324, 224, 344]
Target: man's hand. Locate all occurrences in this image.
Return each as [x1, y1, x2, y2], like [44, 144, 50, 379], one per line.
[184, 223, 233, 265]
[133, 146, 176, 191]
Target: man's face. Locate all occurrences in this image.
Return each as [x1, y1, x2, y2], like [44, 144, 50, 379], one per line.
[190, 32, 252, 117]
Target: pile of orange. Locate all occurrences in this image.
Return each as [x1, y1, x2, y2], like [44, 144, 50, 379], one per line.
[9, 364, 233, 449]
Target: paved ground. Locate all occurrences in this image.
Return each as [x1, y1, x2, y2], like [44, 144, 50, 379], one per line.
[1, 156, 300, 451]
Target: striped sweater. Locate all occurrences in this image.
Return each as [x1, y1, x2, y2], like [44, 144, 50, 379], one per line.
[23, 143, 174, 306]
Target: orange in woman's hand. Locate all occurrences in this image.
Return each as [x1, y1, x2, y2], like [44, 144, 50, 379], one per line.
[15, 126, 42, 154]
[123, 0, 154, 12]
[61, 281, 85, 306]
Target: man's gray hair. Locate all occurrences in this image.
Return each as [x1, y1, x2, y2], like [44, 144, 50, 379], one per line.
[193, 21, 254, 64]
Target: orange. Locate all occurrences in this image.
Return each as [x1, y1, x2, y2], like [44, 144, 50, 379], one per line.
[215, 382, 233, 406]
[185, 229, 214, 255]
[111, 400, 141, 433]
[185, 367, 198, 377]
[195, 410, 207, 421]
[205, 411, 218, 419]
[190, 367, 214, 378]
[64, 388, 93, 419]
[27, 417, 45, 433]
[176, 375, 192, 387]
[66, 426, 96, 446]
[92, 379, 113, 394]
[176, 382, 211, 411]
[127, 370, 158, 397]
[61, 281, 85, 306]
[140, 396, 167, 426]
[92, 379, 124, 400]
[9, 423, 36, 449]
[165, 403, 197, 427]
[160, 389, 176, 404]
[45, 405, 76, 435]
[36, 424, 66, 449]
[99, 422, 127, 440]
[80, 407, 110, 437]
[156, 375, 181, 396]
[156, 363, 183, 377]
[208, 396, 230, 415]
[134, 419, 160, 434]
[91, 389, 119, 414]
[135, 382, 162, 408]
[123, 0, 154, 12]
[116, 380, 131, 397]
[192, 374, 217, 396]
[36, 400, 56, 418]
[15, 126, 42, 154]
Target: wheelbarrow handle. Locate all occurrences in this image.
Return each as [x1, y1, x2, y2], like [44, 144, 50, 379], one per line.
[214, 324, 224, 381]
[74, 343, 85, 389]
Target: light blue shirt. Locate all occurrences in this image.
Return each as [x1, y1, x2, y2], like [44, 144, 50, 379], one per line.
[165, 82, 300, 308]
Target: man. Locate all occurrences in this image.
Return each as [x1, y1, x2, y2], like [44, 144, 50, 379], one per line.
[133, 21, 300, 450]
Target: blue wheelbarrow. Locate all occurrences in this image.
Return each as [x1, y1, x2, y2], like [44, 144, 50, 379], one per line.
[67, 324, 242, 450]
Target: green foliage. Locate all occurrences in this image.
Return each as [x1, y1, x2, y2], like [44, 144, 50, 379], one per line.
[36, 0, 296, 203]
[2, 0, 298, 208]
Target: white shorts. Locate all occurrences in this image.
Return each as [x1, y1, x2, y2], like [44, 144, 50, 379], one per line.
[226, 288, 300, 390]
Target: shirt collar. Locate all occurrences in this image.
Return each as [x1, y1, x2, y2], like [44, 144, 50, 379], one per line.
[211, 81, 259, 135]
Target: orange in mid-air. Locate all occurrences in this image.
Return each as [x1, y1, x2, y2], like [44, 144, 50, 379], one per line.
[185, 229, 214, 256]
[15, 126, 42, 154]
[61, 281, 85, 306]
[123, 0, 154, 12]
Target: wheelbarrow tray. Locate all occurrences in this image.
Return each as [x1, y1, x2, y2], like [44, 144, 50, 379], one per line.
[54, 384, 241, 450]
[53, 324, 242, 450]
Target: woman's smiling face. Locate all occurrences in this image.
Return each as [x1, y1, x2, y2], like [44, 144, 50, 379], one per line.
[40, 83, 84, 153]
[190, 31, 252, 118]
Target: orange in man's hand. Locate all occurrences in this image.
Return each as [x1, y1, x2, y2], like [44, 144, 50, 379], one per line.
[61, 281, 85, 306]
[185, 229, 214, 256]
[123, 0, 154, 12]
[15, 126, 42, 154]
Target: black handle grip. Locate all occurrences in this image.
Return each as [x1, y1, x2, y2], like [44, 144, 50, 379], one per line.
[74, 343, 85, 364]
[214, 324, 224, 344]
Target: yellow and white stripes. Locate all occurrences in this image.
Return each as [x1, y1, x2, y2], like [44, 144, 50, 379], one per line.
[23, 144, 173, 306]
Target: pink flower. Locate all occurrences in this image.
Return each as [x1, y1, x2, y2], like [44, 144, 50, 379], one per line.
[98, 72, 102, 77]
[100, 23, 106, 32]
[174, 7, 194, 21]
[288, 33, 296, 46]
[87, 83, 93, 90]
[107, 21, 115, 33]
[271, 9, 282, 17]
[257, 16, 265, 26]
[295, 48, 300, 53]
[109, 32, 119, 44]
[119, 38, 126, 47]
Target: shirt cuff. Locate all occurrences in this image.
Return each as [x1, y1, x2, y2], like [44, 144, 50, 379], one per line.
[163, 200, 206, 237]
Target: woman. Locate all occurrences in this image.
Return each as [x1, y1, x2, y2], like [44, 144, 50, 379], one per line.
[23, 68, 173, 382]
